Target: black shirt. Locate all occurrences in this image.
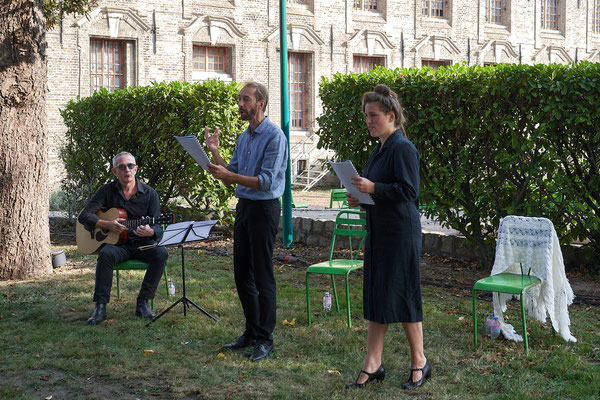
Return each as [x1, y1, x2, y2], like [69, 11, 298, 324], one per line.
[78, 178, 163, 244]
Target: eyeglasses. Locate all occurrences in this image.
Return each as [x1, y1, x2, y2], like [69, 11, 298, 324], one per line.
[117, 163, 136, 171]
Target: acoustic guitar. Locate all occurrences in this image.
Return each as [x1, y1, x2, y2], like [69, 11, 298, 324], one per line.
[76, 208, 174, 254]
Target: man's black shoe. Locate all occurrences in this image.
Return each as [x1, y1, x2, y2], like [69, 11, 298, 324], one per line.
[251, 341, 274, 362]
[86, 302, 107, 325]
[135, 298, 155, 319]
[223, 335, 257, 350]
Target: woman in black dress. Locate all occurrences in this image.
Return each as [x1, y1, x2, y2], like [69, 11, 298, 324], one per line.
[345, 84, 431, 390]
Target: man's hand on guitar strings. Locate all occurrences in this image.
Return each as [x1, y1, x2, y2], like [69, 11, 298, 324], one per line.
[105, 218, 127, 234]
[134, 224, 155, 238]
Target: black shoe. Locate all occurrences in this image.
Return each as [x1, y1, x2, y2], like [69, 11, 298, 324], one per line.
[135, 298, 155, 319]
[345, 364, 386, 389]
[223, 335, 257, 350]
[86, 303, 107, 325]
[251, 341, 274, 362]
[403, 360, 432, 390]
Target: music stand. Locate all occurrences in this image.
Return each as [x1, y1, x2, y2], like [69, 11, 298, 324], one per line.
[146, 220, 219, 326]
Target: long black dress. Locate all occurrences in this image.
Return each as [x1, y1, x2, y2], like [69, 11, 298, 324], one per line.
[362, 130, 422, 324]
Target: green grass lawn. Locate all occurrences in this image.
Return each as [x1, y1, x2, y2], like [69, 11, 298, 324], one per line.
[1, 238, 599, 400]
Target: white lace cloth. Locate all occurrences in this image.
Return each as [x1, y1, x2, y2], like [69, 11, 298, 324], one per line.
[490, 216, 577, 343]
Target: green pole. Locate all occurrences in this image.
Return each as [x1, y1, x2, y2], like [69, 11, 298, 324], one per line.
[280, 0, 293, 247]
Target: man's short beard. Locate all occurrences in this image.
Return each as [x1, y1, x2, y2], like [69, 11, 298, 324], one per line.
[240, 106, 257, 121]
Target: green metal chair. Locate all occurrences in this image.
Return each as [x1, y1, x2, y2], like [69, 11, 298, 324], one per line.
[472, 215, 557, 355]
[328, 188, 349, 209]
[305, 210, 366, 328]
[473, 268, 541, 355]
[114, 260, 169, 310]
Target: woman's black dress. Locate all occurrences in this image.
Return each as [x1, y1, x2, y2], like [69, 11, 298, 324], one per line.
[362, 130, 422, 324]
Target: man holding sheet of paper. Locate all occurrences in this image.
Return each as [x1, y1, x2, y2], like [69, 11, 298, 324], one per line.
[205, 82, 287, 362]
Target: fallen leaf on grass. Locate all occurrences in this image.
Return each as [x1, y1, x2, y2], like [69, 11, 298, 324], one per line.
[328, 369, 341, 376]
[45, 396, 52, 400]
[40, 376, 49, 381]
[143, 349, 155, 355]
[445, 309, 458, 315]
[129, 384, 135, 388]
[282, 318, 296, 326]
[458, 316, 464, 321]
[216, 352, 226, 359]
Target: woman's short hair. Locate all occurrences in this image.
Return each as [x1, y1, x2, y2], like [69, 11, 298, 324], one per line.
[361, 84, 406, 133]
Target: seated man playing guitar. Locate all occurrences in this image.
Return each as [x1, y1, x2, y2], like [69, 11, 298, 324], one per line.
[78, 151, 169, 325]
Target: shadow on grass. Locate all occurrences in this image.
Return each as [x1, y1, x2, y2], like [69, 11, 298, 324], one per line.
[1, 241, 599, 399]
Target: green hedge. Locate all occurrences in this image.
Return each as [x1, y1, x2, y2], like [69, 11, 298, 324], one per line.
[60, 80, 245, 225]
[317, 63, 600, 267]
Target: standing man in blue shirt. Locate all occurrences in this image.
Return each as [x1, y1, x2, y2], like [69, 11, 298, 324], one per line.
[206, 82, 288, 362]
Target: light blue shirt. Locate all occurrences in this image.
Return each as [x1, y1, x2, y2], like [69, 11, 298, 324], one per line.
[228, 116, 288, 200]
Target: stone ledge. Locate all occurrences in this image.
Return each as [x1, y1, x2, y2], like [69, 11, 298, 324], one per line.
[277, 216, 588, 267]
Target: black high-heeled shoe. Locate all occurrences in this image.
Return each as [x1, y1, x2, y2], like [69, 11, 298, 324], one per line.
[345, 364, 386, 389]
[403, 360, 432, 390]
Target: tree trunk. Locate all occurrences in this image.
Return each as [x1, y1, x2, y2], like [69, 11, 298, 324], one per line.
[0, 0, 51, 279]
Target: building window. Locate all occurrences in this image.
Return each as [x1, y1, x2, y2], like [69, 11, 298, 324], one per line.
[353, 56, 385, 73]
[594, 0, 600, 33]
[289, 52, 308, 129]
[423, 0, 445, 18]
[193, 46, 227, 72]
[354, 0, 379, 11]
[485, 0, 503, 24]
[90, 39, 125, 94]
[421, 59, 451, 70]
[541, 0, 558, 29]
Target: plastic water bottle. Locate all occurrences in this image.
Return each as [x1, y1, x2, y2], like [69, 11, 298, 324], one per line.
[323, 292, 332, 312]
[485, 313, 494, 337]
[490, 317, 501, 339]
[168, 280, 176, 297]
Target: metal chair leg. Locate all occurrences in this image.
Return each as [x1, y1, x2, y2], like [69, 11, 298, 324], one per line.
[330, 275, 340, 312]
[345, 273, 352, 328]
[306, 272, 311, 326]
[520, 292, 529, 355]
[473, 290, 478, 349]
[116, 270, 121, 299]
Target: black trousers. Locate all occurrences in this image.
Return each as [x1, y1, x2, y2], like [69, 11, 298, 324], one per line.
[234, 198, 280, 344]
[93, 242, 168, 304]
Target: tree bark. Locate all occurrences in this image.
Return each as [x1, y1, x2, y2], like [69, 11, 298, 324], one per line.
[0, 0, 51, 279]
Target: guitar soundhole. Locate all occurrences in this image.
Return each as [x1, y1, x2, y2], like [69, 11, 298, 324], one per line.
[96, 230, 108, 241]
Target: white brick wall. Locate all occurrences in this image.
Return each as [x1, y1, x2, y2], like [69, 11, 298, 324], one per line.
[46, 0, 597, 189]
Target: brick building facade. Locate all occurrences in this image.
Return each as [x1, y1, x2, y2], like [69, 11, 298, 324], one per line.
[46, 0, 600, 189]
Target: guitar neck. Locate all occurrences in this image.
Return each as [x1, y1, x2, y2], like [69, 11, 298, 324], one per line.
[123, 216, 156, 229]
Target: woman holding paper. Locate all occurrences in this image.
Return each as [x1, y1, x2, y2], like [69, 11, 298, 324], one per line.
[345, 84, 430, 390]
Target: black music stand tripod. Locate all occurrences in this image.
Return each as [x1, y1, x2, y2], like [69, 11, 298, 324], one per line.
[146, 220, 219, 326]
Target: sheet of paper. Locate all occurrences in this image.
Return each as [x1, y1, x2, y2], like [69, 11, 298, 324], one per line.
[174, 135, 211, 170]
[329, 160, 375, 205]
[158, 220, 218, 246]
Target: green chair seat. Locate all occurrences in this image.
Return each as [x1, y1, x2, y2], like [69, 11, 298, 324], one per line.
[473, 273, 541, 294]
[473, 272, 541, 354]
[114, 260, 169, 310]
[306, 210, 366, 328]
[306, 260, 363, 275]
